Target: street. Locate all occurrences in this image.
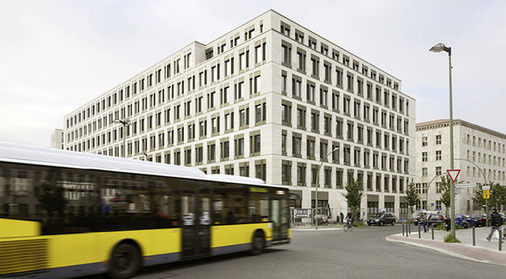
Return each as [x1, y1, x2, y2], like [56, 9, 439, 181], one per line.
[115, 226, 505, 279]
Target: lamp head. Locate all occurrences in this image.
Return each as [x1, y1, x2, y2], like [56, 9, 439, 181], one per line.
[430, 43, 451, 55]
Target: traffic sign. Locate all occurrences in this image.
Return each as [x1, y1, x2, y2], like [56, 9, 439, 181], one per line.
[483, 190, 490, 199]
[456, 182, 476, 188]
[446, 169, 461, 183]
[293, 208, 312, 218]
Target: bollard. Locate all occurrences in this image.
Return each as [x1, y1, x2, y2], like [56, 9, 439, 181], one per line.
[418, 224, 421, 239]
[500, 228, 503, 252]
[431, 225, 434, 240]
[472, 226, 475, 246]
[402, 223, 405, 236]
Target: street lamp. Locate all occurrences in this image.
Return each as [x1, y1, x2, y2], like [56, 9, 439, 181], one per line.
[114, 118, 131, 158]
[455, 157, 489, 226]
[426, 174, 443, 211]
[430, 43, 456, 238]
[315, 146, 339, 230]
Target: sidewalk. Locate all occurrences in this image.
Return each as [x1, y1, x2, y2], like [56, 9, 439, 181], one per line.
[386, 226, 506, 266]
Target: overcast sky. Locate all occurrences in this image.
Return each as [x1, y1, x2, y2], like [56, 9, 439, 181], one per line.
[1, 0, 505, 147]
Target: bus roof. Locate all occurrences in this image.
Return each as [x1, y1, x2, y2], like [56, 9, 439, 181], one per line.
[0, 141, 268, 186]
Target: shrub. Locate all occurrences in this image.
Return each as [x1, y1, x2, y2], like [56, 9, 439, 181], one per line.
[444, 233, 461, 243]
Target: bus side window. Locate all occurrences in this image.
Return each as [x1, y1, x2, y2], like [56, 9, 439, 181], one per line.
[249, 192, 269, 223]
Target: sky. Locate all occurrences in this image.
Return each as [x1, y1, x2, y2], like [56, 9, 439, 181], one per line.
[1, 0, 505, 147]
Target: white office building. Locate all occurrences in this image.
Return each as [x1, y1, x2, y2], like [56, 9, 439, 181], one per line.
[64, 10, 416, 220]
[50, 129, 64, 149]
[415, 119, 506, 214]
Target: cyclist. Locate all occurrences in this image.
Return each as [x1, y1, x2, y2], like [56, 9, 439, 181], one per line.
[345, 210, 354, 230]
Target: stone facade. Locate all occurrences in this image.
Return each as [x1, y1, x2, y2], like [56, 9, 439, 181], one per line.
[415, 119, 506, 214]
[64, 10, 416, 221]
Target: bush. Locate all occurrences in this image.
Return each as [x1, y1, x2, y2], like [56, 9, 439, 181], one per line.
[444, 233, 461, 243]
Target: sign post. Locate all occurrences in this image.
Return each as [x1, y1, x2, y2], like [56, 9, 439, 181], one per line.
[446, 169, 460, 238]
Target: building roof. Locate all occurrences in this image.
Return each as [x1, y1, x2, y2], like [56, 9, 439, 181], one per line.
[416, 119, 506, 139]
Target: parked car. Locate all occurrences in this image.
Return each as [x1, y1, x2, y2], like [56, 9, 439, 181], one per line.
[455, 214, 473, 228]
[426, 214, 447, 228]
[470, 215, 486, 227]
[367, 212, 396, 226]
[413, 211, 438, 225]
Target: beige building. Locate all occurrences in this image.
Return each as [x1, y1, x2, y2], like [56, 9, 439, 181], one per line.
[415, 119, 506, 214]
[50, 129, 64, 149]
[64, 10, 416, 221]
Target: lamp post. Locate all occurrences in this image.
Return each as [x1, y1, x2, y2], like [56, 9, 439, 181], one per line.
[114, 118, 131, 158]
[426, 174, 442, 211]
[315, 146, 339, 230]
[455, 157, 488, 226]
[430, 43, 455, 238]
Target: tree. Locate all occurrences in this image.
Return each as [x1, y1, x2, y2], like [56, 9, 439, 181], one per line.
[473, 183, 506, 211]
[439, 176, 451, 215]
[405, 182, 419, 216]
[343, 177, 363, 218]
[472, 185, 486, 211]
[490, 183, 506, 211]
[474, 183, 506, 211]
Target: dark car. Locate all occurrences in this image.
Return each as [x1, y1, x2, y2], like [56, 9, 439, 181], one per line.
[471, 215, 486, 227]
[368, 212, 396, 226]
[426, 214, 447, 228]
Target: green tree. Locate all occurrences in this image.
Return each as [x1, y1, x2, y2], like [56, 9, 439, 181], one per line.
[405, 182, 419, 215]
[472, 184, 486, 211]
[490, 183, 506, 210]
[439, 176, 451, 215]
[473, 183, 506, 211]
[343, 177, 363, 218]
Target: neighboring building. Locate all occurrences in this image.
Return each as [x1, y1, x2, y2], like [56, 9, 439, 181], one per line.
[415, 119, 506, 214]
[50, 129, 64, 149]
[63, 10, 416, 220]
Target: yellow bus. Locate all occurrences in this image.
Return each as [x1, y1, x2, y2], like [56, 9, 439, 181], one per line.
[0, 142, 290, 278]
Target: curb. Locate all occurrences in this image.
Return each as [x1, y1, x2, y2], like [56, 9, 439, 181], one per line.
[386, 234, 506, 266]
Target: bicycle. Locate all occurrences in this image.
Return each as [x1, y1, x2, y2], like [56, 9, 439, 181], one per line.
[343, 219, 353, 232]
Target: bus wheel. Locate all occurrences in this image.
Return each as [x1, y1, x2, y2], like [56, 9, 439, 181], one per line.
[250, 230, 265, 255]
[109, 243, 141, 279]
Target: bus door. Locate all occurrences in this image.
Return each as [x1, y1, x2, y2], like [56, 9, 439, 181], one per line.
[181, 185, 211, 259]
[271, 192, 289, 241]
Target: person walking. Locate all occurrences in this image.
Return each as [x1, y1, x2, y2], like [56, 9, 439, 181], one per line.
[486, 208, 503, 241]
[340, 212, 344, 225]
[421, 213, 427, 233]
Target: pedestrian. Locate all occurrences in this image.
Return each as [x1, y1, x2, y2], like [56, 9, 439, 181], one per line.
[340, 212, 344, 225]
[422, 213, 427, 233]
[486, 208, 503, 241]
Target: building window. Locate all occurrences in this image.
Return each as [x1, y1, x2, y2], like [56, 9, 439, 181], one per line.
[282, 103, 291, 125]
[293, 136, 302, 157]
[297, 165, 306, 185]
[293, 79, 301, 98]
[282, 161, 291, 184]
[281, 43, 291, 65]
[435, 150, 442, 161]
[436, 135, 442, 145]
[435, 166, 442, 176]
[251, 134, 261, 154]
[235, 138, 245, 157]
[422, 152, 427, 162]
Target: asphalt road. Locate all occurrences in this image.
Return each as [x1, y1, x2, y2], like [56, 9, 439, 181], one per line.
[90, 226, 506, 279]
